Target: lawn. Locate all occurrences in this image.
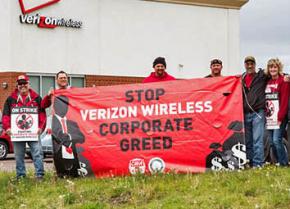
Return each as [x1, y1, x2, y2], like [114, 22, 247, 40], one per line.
[0, 166, 289, 209]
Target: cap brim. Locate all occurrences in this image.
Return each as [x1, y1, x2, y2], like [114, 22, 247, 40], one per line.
[245, 60, 255, 63]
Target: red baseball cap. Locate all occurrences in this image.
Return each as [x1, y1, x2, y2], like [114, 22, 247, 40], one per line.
[17, 75, 29, 84]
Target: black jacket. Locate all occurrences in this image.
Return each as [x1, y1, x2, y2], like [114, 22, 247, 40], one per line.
[242, 69, 268, 113]
[205, 74, 213, 78]
[52, 115, 85, 177]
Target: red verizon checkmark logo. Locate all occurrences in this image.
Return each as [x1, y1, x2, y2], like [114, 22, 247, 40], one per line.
[19, 0, 82, 29]
[19, 0, 61, 14]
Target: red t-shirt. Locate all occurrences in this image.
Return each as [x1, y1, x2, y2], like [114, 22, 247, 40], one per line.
[21, 94, 28, 103]
[266, 75, 290, 122]
[143, 72, 176, 83]
[244, 73, 255, 88]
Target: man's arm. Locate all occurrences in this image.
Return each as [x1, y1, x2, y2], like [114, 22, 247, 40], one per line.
[37, 96, 47, 134]
[41, 95, 52, 109]
[41, 88, 54, 109]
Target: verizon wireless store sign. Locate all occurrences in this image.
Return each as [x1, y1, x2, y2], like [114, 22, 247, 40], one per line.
[20, 14, 82, 29]
[18, 0, 82, 29]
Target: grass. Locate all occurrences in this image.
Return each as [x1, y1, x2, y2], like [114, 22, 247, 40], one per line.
[0, 166, 290, 209]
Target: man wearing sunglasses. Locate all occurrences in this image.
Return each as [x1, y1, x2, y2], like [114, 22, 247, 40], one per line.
[2, 75, 46, 180]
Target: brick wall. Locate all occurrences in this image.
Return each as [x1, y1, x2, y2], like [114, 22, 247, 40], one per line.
[0, 72, 24, 111]
[85, 75, 144, 87]
[0, 73, 144, 111]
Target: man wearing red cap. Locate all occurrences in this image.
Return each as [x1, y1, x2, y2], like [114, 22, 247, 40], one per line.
[143, 57, 176, 83]
[2, 75, 46, 180]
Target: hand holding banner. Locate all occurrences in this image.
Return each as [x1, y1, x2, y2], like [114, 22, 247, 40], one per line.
[52, 76, 246, 178]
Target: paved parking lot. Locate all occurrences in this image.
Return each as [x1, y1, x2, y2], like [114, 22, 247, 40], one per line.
[0, 154, 54, 173]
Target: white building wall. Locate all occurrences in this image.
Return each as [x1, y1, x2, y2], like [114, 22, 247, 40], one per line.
[0, 0, 241, 78]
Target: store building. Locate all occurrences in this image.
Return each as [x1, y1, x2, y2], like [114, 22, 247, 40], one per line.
[0, 0, 248, 109]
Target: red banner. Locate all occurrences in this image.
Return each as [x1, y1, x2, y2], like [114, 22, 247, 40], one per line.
[52, 76, 246, 178]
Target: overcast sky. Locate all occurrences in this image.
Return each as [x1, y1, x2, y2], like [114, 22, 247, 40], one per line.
[240, 0, 290, 73]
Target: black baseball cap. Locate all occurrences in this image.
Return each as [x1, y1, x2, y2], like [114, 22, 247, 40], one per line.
[210, 59, 222, 66]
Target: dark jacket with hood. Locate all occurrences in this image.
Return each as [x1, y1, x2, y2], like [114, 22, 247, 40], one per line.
[242, 69, 268, 114]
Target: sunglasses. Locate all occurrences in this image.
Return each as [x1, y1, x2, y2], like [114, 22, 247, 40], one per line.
[17, 82, 28, 86]
[211, 60, 222, 65]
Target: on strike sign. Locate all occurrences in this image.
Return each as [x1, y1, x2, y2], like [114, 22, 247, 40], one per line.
[52, 76, 246, 178]
[11, 107, 39, 141]
[265, 92, 279, 129]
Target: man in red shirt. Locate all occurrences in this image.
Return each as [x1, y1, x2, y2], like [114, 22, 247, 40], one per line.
[2, 75, 46, 179]
[205, 59, 223, 78]
[242, 56, 268, 168]
[41, 71, 69, 109]
[143, 57, 176, 83]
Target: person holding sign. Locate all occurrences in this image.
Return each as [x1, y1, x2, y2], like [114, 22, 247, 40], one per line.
[243, 56, 290, 168]
[143, 57, 176, 83]
[2, 75, 46, 180]
[265, 58, 289, 166]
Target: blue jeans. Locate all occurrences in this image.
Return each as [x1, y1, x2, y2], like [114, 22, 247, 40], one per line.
[268, 118, 288, 166]
[13, 140, 44, 178]
[244, 109, 265, 167]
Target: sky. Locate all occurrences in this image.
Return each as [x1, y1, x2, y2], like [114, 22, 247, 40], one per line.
[240, 0, 290, 73]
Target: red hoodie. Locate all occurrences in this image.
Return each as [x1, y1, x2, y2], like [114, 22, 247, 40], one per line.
[143, 72, 176, 83]
[2, 89, 47, 131]
[266, 75, 290, 122]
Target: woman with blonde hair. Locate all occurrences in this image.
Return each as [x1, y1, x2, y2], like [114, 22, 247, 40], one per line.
[265, 58, 289, 166]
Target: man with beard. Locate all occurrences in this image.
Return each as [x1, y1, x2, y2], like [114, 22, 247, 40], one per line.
[242, 56, 268, 168]
[143, 57, 176, 83]
[2, 75, 46, 180]
[205, 59, 223, 78]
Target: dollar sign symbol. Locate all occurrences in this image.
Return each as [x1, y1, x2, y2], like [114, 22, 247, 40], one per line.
[211, 157, 223, 171]
[78, 162, 88, 176]
[227, 160, 236, 171]
[232, 142, 246, 169]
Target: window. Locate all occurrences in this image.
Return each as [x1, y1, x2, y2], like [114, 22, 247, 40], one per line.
[70, 77, 84, 88]
[42, 76, 55, 97]
[29, 76, 40, 95]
